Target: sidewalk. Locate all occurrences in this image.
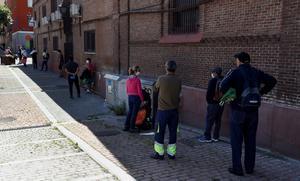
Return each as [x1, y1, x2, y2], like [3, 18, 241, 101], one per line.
[12, 64, 300, 180]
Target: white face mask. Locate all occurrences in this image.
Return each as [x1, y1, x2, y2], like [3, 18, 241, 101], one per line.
[136, 72, 140, 76]
[86, 60, 90, 64]
[211, 73, 215, 78]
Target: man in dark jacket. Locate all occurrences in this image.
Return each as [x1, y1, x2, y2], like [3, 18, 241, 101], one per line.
[198, 67, 224, 143]
[220, 52, 277, 176]
[64, 56, 80, 99]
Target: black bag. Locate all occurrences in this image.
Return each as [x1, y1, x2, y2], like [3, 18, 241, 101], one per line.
[239, 69, 261, 108]
[213, 78, 223, 101]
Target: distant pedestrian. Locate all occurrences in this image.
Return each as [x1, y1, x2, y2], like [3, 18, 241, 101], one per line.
[123, 66, 144, 133]
[198, 67, 224, 143]
[57, 50, 65, 77]
[151, 60, 182, 160]
[220, 52, 277, 176]
[65, 56, 80, 99]
[30, 48, 38, 69]
[17, 46, 22, 64]
[21, 48, 27, 67]
[41, 49, 49, 71]
[80, 58, 96, 93]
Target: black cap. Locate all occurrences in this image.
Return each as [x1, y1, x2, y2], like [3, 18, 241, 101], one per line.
[211, 67, 222, 75]
[234, 52, 251, 63]
[165, 60, 177, 72]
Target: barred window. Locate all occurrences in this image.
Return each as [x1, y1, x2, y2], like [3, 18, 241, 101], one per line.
[43, 38, 48, 50]
[84, 30, 96, 52]
[169, 0, 199, 34]
[51, 0, 58, 13]
[53, 36, 59, 50]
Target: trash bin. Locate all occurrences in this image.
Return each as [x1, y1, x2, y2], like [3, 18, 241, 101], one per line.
[141, 79, 158, 129]
[0, 55, 15, 65]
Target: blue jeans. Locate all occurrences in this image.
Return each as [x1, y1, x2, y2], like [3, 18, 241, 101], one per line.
[230, 109, 258, 173]
[155, 109, 179, 146]
[125, 95, 141, 129]
[204, 104, 224, 139]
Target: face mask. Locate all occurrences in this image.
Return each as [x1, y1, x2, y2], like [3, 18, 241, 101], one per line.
[86, 61, 90, 64]
[136, 72, 140, 76]
[211, 73, 215, 78]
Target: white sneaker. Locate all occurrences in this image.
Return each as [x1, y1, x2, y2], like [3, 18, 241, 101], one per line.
[212, 138, 219, 142]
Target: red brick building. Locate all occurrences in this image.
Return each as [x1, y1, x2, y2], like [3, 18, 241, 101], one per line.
[33, 0, 300, 160]
[6, 0, 33, 33]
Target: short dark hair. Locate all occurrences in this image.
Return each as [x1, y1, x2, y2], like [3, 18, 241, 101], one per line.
[86, 58, 91, 62]
[211, 67, 222, 76]
[165, 60, 177, 72]
[234, 52, 251, 63]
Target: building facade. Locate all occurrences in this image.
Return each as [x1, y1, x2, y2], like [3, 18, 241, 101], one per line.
[6, 0, 34, 51]
[32, 0, 300, 160]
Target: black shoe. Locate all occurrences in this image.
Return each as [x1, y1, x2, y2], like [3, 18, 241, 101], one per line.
[167, 154, 176, 160]
[77, 95, 81, 98]
[123, 128, 129, 132]
[228, 168, 244, 176]
[246, 170, 254, 174]
[70, 96, 74, 99]
[150, 153, 164, 160]
[129, 128, 139, 133]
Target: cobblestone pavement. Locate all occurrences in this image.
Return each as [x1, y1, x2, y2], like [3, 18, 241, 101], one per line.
[0, 65, 117, 180]
[2, 64, 300, 181]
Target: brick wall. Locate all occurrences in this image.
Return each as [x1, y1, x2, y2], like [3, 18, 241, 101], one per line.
[122, 0, 299, 107]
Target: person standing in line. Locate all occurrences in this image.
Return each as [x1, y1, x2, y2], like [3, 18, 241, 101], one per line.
[17, 46, 22, 64]
[30, 48, 38, 69]
[198, 67, 224, 143]
[64, 56, 81, 99]
[123, 66, 144, 133]
[21, 48, 27, 67]
[151, 60, 182, 160]
[57, 50, 65, 77]
[220, 52, 277, 176]
[41, 49, 49, 71]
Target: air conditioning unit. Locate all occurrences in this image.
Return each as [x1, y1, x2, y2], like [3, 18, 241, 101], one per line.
[28, 18, 36, 27]
[70, 3, 81, 17]
[55, 10, 62, 21]
[51, 12, 56, 22]
[41, 17, 49, 25]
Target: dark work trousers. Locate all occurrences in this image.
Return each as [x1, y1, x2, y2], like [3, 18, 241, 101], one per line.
[230, 109, 258, 173]
[125, 95, 141, 129]
[155, 109, 179, 146]
[32, 58, 37, 69]
[41, 60, 48, 71]
[68, 75, 80, 98]
[204, 104, 224, 139]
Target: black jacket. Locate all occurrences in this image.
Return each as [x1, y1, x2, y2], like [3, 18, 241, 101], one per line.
[220, 64, 277, 110]
[206, 76, 223, 104]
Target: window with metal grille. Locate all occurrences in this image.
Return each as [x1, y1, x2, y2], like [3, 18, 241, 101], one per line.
[53, 36, 59, 50]
[43, 38, 48, 50]
[42, 5, 47, 17]
[51, 0, 58, 13]
[84, 30, 96, 52]
[169, 0, 199, 34]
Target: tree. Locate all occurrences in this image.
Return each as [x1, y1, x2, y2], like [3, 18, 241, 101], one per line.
[0, 4, 12, 35]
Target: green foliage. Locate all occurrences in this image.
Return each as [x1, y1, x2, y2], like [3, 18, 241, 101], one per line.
[108, 102, 127, 116]
[0, 5, 12, 31]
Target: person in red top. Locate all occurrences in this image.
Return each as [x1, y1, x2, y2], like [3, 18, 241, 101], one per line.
[124, 66, 144, 133]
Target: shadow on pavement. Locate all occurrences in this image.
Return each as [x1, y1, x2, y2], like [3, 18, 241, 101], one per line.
[14, 64, 300, 181]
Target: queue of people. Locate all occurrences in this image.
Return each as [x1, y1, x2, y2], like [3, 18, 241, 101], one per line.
[123, 52, 276, 177]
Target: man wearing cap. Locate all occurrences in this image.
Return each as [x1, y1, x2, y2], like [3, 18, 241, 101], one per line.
[151, 60, 182, 160]
[220, 52, 277, 176]
[198, 67, 224, 143]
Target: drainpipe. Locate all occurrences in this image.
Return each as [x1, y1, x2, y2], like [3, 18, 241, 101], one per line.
[127, 0, 130, 72]
[118, 0, 121, 74]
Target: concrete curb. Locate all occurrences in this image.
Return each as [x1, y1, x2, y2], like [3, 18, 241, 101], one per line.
[9, 67, 136, 181]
